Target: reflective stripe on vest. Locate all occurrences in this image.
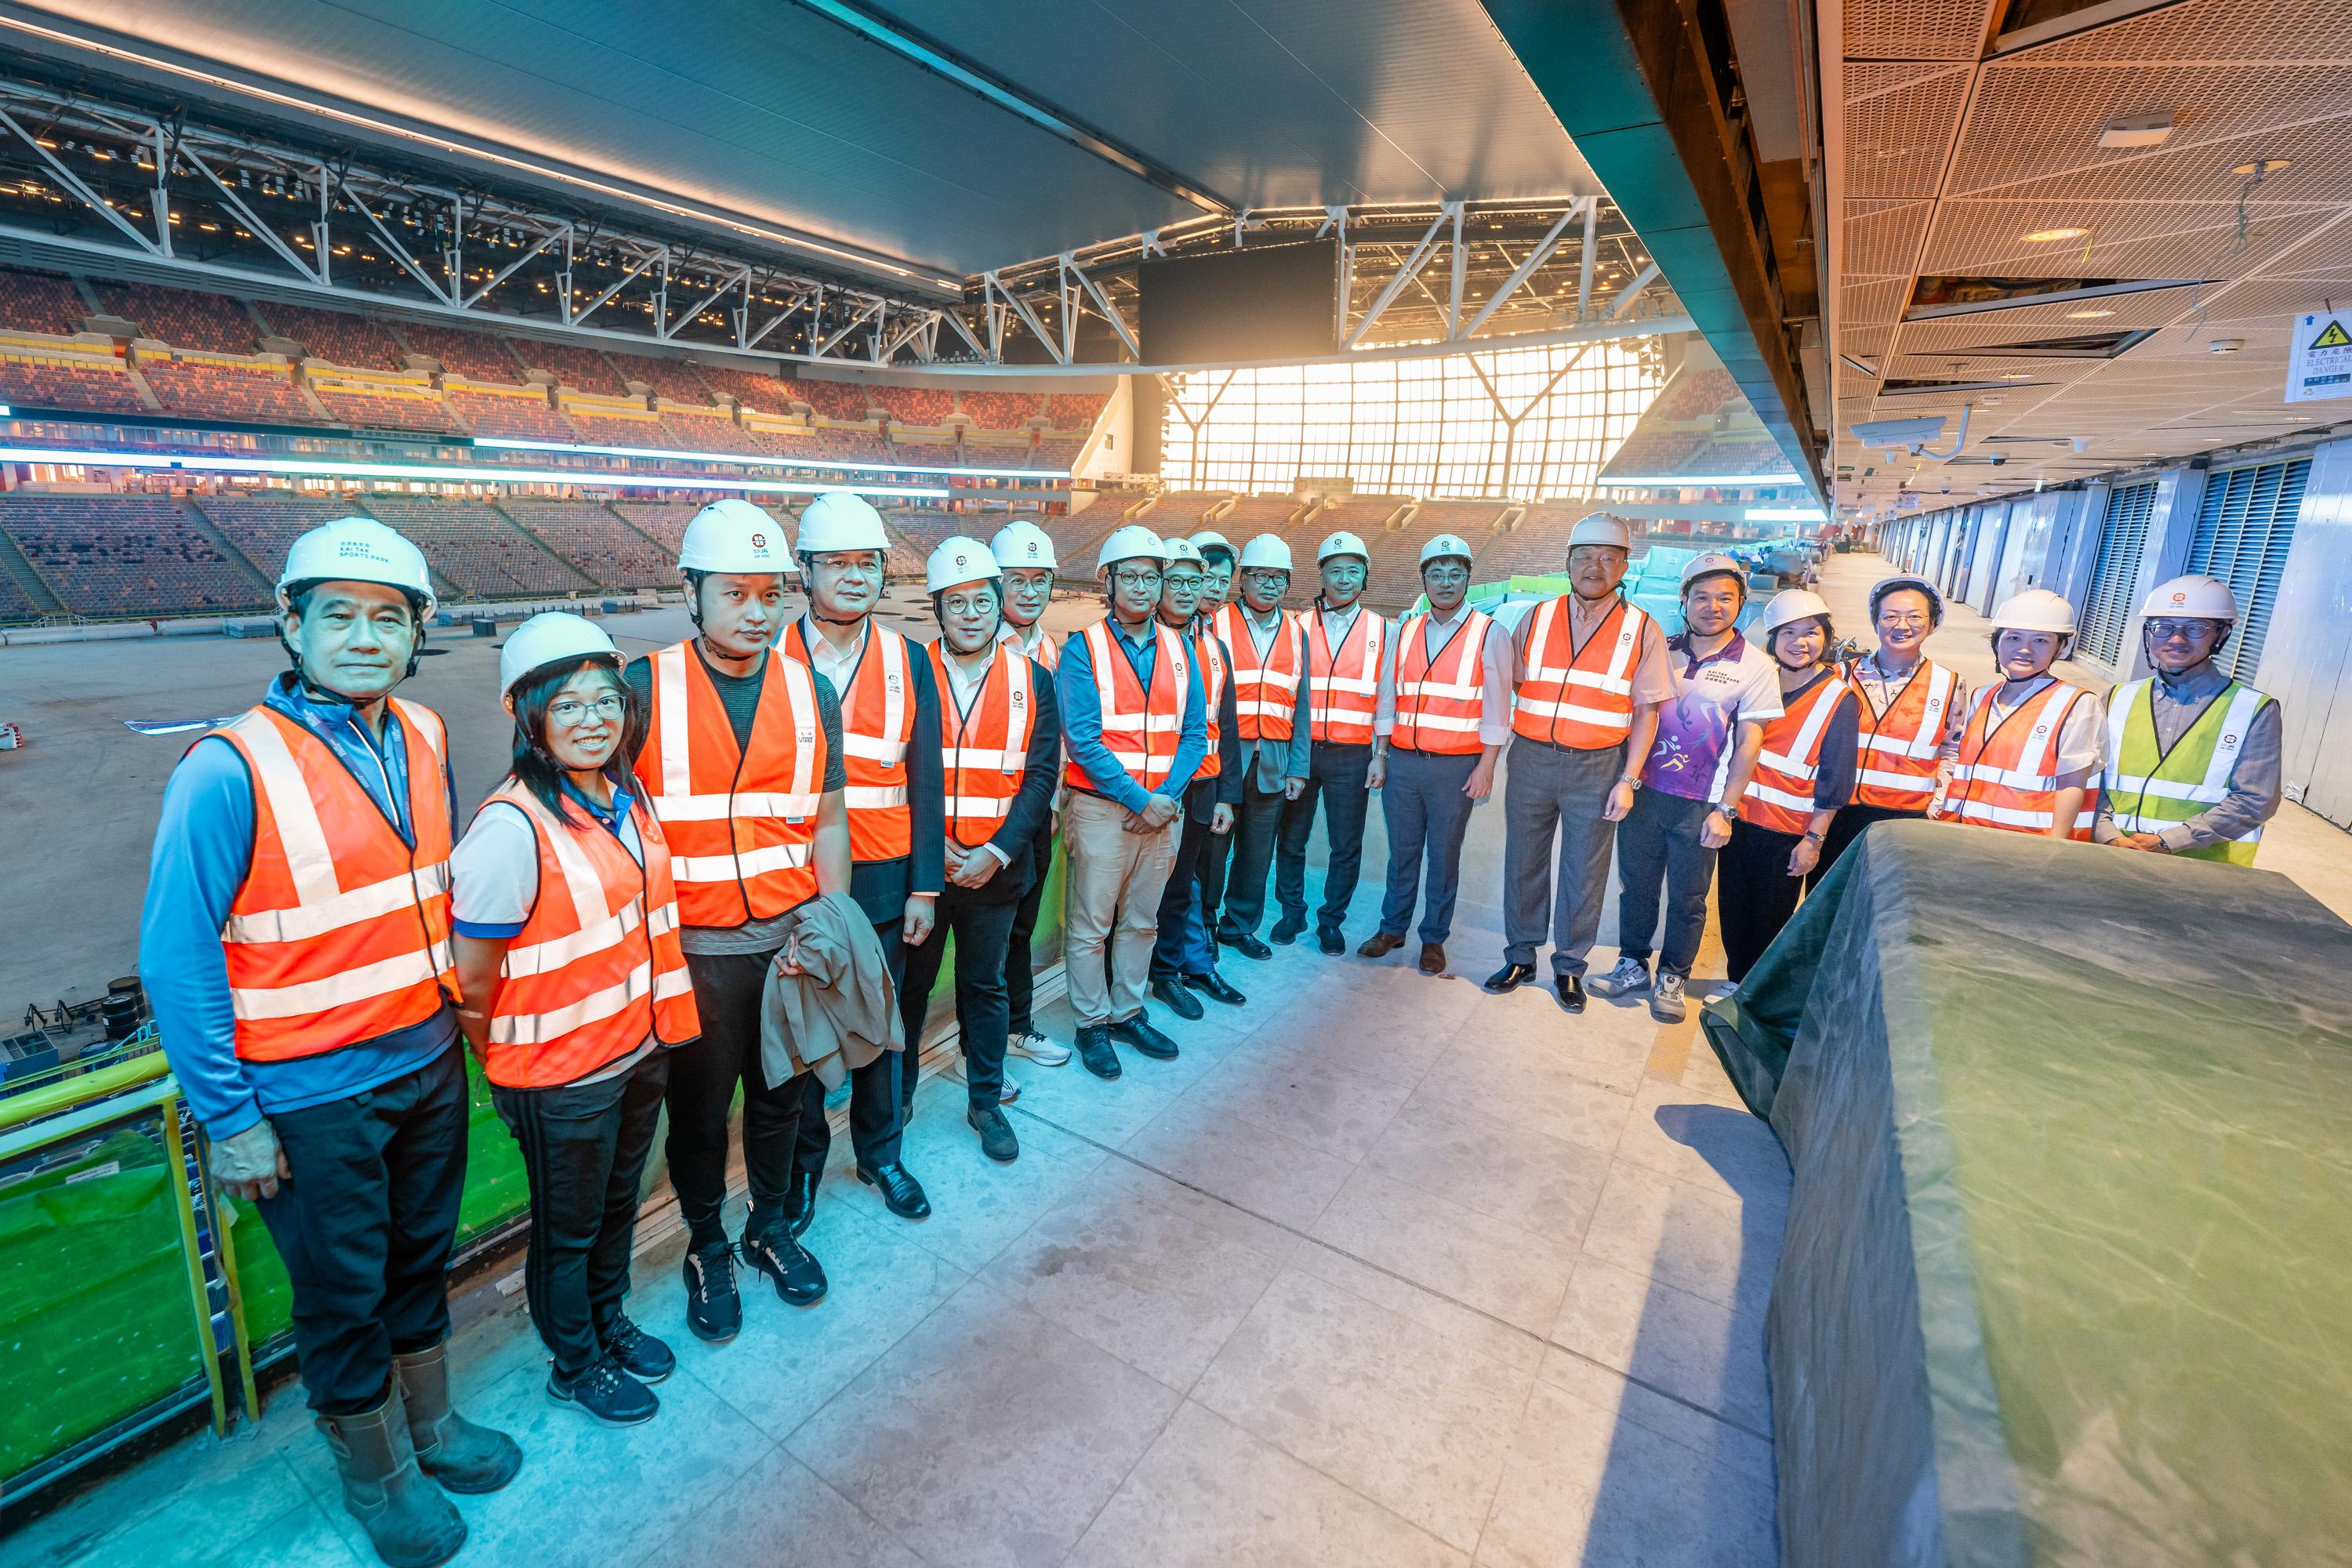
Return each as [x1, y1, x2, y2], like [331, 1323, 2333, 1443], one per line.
[634, 641, 823, 927]
[1944, 681, 2096, 838]
[931, 641, 1037, 845]
[1512, 597, 1647, 749]
[787, 622, 915, 862]
[477, 782, 698, 1087]
[1216, 601, 1304, 740]
[1065, 618, 1189, 792]
[1849, 659, 1956, 810]
[1392, 609, 1490, 755]
[212, 699, 456, 1060]
[1738, 676, 1850, 835]
[2101, 677, 2270, 864]
[1192, 629, 1229, 782]
[1308, 607, 1383, 745]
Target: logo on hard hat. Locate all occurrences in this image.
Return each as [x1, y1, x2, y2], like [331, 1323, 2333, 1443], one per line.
[751, 532, 768, 549]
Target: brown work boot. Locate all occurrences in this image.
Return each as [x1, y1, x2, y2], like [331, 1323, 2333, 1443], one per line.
[394, 1340, 522, 1494]
[317, 1385, 468, 1568]
[1356, 930, 1406, 958]
[1418, 942, 1446, 975]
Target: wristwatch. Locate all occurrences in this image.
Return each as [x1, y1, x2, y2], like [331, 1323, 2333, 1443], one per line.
[1620, 773, 1642, 791]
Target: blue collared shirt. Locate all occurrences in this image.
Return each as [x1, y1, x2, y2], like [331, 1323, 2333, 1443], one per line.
[1055, 616, 1208, 813]
[140, 673, 459, 1138]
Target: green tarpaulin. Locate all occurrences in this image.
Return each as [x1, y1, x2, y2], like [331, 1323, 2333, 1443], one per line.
[1702, 820, 2352, 1567]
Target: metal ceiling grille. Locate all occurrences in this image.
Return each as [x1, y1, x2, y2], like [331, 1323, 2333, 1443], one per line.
[2186, 456, 2309, 683]
[2079, 479, 2158, 667]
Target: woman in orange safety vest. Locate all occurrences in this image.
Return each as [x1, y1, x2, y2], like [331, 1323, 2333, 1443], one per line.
[1940, 590, 2103, 840]
[452, 613, 699, 1429]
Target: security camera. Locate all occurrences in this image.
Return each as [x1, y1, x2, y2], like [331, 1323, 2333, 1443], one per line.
[1850, 416, 1947, 452]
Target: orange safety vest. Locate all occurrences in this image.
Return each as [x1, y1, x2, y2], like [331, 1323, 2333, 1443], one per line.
[474, 781, 699, 1088]
[1191, 627, 1229, 783]
[1308, 606, 1384, 746]
[1065, 617, 1189, 793]
[1512, 596, 1650, 750]
[1738, 674, 1852, 835]
[209, 699, 456, 1062]
[1942, 680, 2097, 839]
[931, 641, 1039, 847]
[634, 641, 826, 927]
[1391, 609, 1492, 755]
[1216, 601, 1304, 741]
[785, 620, 916, 862]
[1849, 657, 1958, 811]
[999, 620, 1061, 673]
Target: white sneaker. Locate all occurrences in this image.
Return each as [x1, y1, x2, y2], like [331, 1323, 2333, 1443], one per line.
[1008, 1029, 1071, 1066]
[997, 1075, 1022, 1105]
[1588, 956, 1651, 998]
[1649, 971, 1688, 1023]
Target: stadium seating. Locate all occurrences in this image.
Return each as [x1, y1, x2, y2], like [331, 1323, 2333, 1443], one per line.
[871, 385, 954, 426]
[610, 502, 698, 554]
[694, 364, 790, 412]
[880, 508, 965, 558]
[1210, 496, 1299, 538]
[605, 351, 713, 405]
[513, 339, 626, 396]
[307, 375, 465, 436]
[1044, 391, 1107, 430]
[255, 303, 408, 371]
[394, 321, 524, 383]
[957, 389, 1040, 430]
[1472, 502, 1602, 580]
[499, 499, 675, 587]
[776, 375, 871, 422]
[0, 349, 151, 416]
[194, 492, 372, 581]
[447, 383, 575, 441]
[0, 567, 39, 623]
[1361, 499, 1505, 612]
[0, 267, 93, 337]
[139, 355, 319, 424]
[1043, 510, 1131, 570]
[360, 496, 595, 597]
[0, 495, 268, 616]
[93, 282, 259, 356]
[561, 398, 675, 450]
[657, 405, 767, 455]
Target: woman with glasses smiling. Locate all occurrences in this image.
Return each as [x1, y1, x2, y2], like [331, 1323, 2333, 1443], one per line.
[1820, 574, 1966, 873]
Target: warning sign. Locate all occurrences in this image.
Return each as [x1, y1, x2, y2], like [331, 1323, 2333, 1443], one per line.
[2286, 309, 2352, 403]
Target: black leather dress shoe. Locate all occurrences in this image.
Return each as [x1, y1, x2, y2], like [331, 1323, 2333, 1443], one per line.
[739, 1223, 829, 1305]
[1149, 975, 1205, 1020]
[1107, 1016, 1180, 1059]
[1316, 926, 1344, 956]
[1483, 961, 1537, 994]
[1269, 913, 1306, 945]
[1183, 968, 1246, 1006]
[856, 1162, 931, 1220]
[780, 1169, 818, 1237]
[1553, 973, 1587, 1014]
[1222, 931, 1272, 961]
[1074, 1023, 1123, 1080]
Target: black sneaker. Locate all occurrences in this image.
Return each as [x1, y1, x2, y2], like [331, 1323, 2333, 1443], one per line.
[602, 1313, 674, 1384]
[681, 1240, 742, 1344]
[968, 1104, 1019, 1162]
[547, 1356, 658, 1426]
[740, 1221, 829, 1306]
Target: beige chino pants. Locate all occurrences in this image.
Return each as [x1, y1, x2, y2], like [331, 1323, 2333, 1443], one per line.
[1061, 790, 1179, 1026]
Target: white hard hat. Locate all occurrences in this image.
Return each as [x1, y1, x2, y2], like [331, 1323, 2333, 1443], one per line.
[1868, 574, 1944, 624]
[500, 611, 618, 699]
[278, 517, 436, 615]
[1163, 536, 1206, 569]
[925, 535, 1001, 595]
[1680, 551, 1748, 593]
[1567, 514, 1634, 552]
[1420, 533, 1474, 569]
[1759, 588, 1832, 637]
[1189, 530, 1234, 561]
[678, 497, 793, 575]
[2140, 573, 2238, 622]
[1318, 530, 1370, 564]
[1237, 533, 1293, 572]
[1991, 587, 2077, 637]
[989, 519, 1058, 571]
[1095, 524, 1167, 575]
[795, 491, 890, 556]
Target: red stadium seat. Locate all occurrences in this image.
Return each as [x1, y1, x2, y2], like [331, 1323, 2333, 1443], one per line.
[605, 351, 716, 405]
[513, 339, 628, 396]
[872, 385, 954, 426]
[0, 350, 151, 416]
[0, 267, 93, 337]
[957, 389, 1041, 430]
[93, 282, 260, 356]
[256, 304, 408, 371]
[776, 376, 872, 422]
[447, 384, 576, 441]
[394, 322, 526, 383]
[1044, 391, 1108, 430]
[139, 355, 321, 425]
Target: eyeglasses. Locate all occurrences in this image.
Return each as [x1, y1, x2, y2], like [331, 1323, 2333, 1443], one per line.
[548, 695, 626, 727]
[1162, 573, 1206, 591]
[1878, 612, 1929, 628]
[1111, 569, 1163, 589]
[2143, 618, 2220, 642]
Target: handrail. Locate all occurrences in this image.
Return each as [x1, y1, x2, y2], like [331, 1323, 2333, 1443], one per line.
[0, 1047, 169, 1135]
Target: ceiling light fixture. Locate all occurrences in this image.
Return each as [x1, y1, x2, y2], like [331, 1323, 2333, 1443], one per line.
[2209, 339, 2245, 354]
[2067, 309, 2115, 318]
[2098, 114, 2173, 150]
[2023, 228, 2089, 243]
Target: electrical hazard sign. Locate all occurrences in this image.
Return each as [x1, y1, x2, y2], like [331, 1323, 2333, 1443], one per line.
[2286, 309, 2352, 402]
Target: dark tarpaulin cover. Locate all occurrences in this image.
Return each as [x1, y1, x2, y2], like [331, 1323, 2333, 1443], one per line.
[1700, 819, 2352, 1568]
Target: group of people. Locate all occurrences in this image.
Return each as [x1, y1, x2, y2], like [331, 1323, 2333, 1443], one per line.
[137, 499, 2281, 1568]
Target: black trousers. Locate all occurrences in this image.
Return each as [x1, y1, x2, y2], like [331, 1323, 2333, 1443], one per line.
[794, 919, 907, 1176]
[1818, 802, 1922, 882]
[1276, 740, 1374, 932]
[491, 1049, 670, 1381]
[1613, 788, 1719, 978]
[1151, 780, 1218, 981]
[1004, 815, 1055, 1038]
[667, 947, 815, 1247]
[1217, 778, 1289, 940]
[1718, 818, 1809, 984]
[902, 887, 1020, 1112]
[1194, 794, 1232, 943]
[253, 1041, 468, 1415]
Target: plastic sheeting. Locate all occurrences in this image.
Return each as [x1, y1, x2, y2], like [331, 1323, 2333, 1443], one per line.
[1701, 819, 2352, 1568]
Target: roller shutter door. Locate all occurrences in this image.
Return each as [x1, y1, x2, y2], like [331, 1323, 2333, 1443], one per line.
[2185, 456, 2308, 684]
[2078, 480, 2158, 669]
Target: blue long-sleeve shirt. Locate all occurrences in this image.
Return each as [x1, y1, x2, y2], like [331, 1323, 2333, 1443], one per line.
[1055, 615, 1208, 813]
[140, 673, 460, 1138]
